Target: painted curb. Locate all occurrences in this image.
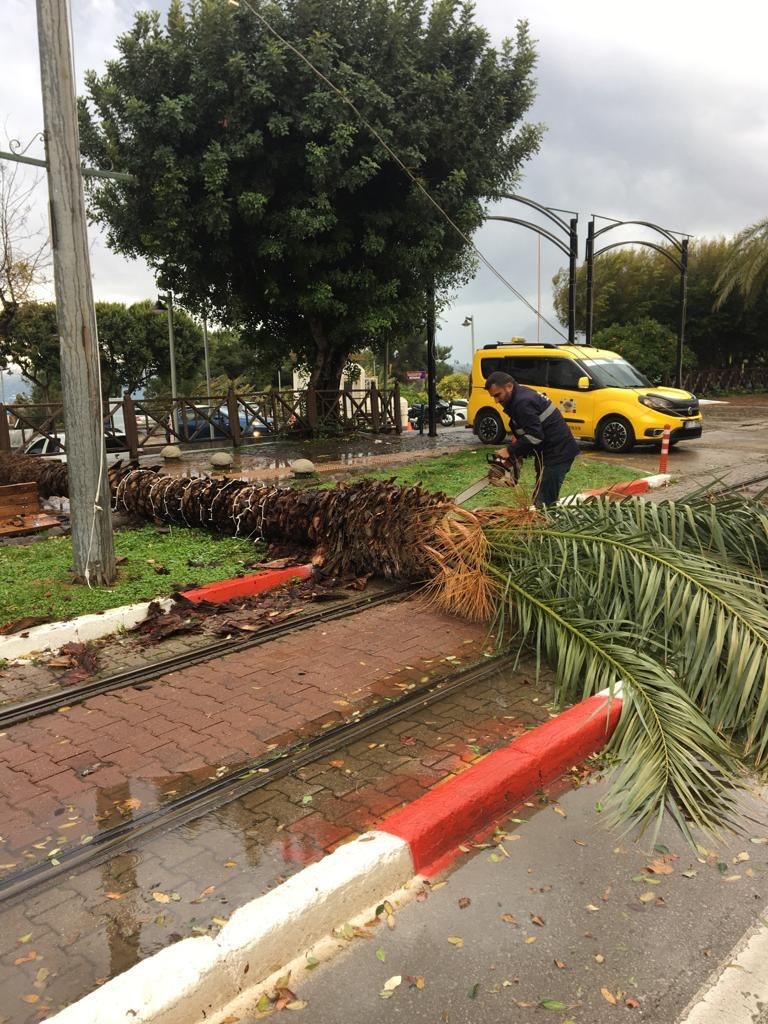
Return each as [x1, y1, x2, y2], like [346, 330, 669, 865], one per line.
[0, 597, 175, 662]
[561, 472, 671, 504]
[0, 564, 314, 661]
[43, 692, 623, 1024]
[180, 563, 314, 604]
[380, 692, 622, 874]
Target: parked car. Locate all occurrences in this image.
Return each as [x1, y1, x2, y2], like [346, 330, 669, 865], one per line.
[451, 398, 468, 422]
[467, 341, 702, 453]
[172, 407, 272, 441]
[23, 432, 138, 463]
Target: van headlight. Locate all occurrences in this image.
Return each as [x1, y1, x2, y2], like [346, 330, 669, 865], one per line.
[639, 394, 674, 412]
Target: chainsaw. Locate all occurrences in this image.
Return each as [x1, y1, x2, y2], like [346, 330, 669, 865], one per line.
[454, 454, 521, 506]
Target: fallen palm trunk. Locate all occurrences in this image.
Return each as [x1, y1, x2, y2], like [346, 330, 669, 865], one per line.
[112, 467, 462, 580]
[0, 452, 70, 499]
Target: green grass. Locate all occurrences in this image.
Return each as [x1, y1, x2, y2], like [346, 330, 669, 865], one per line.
[351, 448, 642, 508]
[0, 526, 266, 626]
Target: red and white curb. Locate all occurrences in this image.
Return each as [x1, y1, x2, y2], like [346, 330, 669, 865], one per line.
[560, 472, 671, 504]
[44, 690, 623, 1024]
[0, 564, 315, 662]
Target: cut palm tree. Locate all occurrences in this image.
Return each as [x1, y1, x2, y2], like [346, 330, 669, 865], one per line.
[715, 215, 768, 308]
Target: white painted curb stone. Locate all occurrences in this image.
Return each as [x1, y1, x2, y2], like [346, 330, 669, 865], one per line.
[0, 597, 174, 662]
[644, 473, 672, 488]
[44, 831, 414, 1024]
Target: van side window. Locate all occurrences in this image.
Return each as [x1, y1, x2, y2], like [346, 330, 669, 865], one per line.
[504, 357, 547, 386]
[480, 357, 503, 378]
[546, 358, 583, 389]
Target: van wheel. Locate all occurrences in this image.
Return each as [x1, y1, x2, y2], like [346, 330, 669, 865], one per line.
[598, 415, 635, 453]
[475, 409, 506, 445]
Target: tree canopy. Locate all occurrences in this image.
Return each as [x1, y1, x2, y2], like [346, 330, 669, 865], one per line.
[79, 0, 542, 391]
[552, 238, 768, 368]
[2, 301, 204, 401]
[592, 319, 696, 381]
[715, 216, 768, 310]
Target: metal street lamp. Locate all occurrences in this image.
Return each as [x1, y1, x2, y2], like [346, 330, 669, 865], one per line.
[153, 293, 178, 400]
[461, 315, 475, 355]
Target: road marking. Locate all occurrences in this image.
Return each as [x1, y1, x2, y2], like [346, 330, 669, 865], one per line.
[676, 906, 768, 1023]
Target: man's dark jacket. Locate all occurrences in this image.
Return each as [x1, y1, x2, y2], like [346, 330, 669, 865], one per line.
[502, 385, 580, 465]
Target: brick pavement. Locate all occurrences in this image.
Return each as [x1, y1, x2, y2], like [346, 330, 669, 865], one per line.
[0, 598, 491, 880]
[0, 657, 554, 1023]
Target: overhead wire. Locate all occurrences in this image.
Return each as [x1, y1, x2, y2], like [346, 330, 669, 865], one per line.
[227, 0, 568, 341]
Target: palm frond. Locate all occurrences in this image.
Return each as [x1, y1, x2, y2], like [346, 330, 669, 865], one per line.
[492, 568, 743, 842]
[714, 216, 768, 308]
[485, 519, 768, 760]
[548, 493, 768, 574]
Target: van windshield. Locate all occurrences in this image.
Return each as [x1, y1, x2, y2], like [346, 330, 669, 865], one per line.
[581, 358, 650, 388]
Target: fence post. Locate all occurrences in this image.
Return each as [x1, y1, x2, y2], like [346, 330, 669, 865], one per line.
[227, 386, 241, 447]
[393, 382, 402, 434]
[369, 382, 380, 431]
[306, 386, 319, 434]
[122, 393, 140, 461]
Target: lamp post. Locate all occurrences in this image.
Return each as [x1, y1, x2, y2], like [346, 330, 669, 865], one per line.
[153, 293, 178, 400]
[201, 315, 215, 441]
[461, 315, 475, 355]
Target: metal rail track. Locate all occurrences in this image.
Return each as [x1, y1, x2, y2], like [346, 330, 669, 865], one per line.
[0, 652, 509, 904]
[0, 585, 412, 729]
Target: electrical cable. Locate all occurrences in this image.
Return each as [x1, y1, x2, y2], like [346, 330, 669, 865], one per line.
[227, 0, 568, 341]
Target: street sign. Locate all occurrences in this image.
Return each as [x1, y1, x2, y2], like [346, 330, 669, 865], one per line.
[405, 370, 427, 381]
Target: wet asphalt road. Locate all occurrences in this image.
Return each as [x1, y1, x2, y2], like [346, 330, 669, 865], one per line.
[291, 778, 768, 1024]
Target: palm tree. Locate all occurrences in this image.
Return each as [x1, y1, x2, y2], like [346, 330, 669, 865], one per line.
[3, 451, 766, 842]
[715, 216, 768, 308]
[427, 490, 768, 843]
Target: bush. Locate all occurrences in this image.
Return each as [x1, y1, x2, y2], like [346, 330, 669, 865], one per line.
[593, 319, 696, 381]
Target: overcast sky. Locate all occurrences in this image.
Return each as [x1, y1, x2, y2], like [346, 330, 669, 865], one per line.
[1, 0, 767, 385]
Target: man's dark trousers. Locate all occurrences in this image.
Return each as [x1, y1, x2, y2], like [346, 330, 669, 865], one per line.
[536, 459, 573, 506]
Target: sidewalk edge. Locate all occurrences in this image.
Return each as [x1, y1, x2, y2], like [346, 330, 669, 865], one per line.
[43, 693, 623, 1024]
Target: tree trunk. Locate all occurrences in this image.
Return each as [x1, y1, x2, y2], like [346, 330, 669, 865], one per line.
[307, 317, 348, 432]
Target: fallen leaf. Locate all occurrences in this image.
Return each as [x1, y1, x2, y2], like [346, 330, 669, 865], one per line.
[192, 885, 216, 903]
[328, 760, 345, 769]
[554, 959, 567, 970]
[525, 936, 537, 944]
[458, 896, 471, 910]
[724, 875, 742, 882]
[601, 987, 618, 1005]
[286, 1001, 308, 1010]
[383, 976, 402, 992]
[224, 860, 237, 868]
[540, 1000, 568, 1010]
[574, 839, 588, 846]
[255, 993, 271, 1012]
[116, 798, 141, 814]
[35, 967, 50, 984]
[734, 852, 750, 863]
[447, 936, 464, 948]
[468, 983, 480, 999]
[646, 858, 674, 875]
[152, 892, 171, 904]
[501, 913, 518, 925]
[552, 805, 567, 818]
[212, 916, 229, 927]
[681, 870, 697, 879]
[638, 892, 656, 903]
[104, 892, 124, 900]
[625, 997, 641, 1009]
[301, 794, 313, 806]
[585, 904, 600, 912]
[750, 837, 768, 845]
[17, 934, 33, 944]
[375, 948, 386, 962]
[14, 951, 40, 965]
[21, 995, 39, 1004]
[531, 914, 545, 927]
[595, 953, 606, 964]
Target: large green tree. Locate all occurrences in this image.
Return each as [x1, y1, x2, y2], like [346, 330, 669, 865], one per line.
[592, 319, 696, 381]
[78, 0, 542, 392]
[552, 239, 768, 367]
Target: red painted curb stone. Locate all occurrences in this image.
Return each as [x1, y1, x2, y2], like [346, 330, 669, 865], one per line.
[180, 563, 314, 604]
[380, 693, 622, 874]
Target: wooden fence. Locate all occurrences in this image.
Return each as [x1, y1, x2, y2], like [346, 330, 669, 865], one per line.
[0, 384, 402, 458]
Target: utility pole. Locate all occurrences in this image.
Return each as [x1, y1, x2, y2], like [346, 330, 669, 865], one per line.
[36, 0, 115, 583]
[426, 283, 438, 438]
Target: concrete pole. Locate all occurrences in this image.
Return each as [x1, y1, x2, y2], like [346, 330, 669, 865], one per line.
[202, 315, 214, 440]
[35, 0, 115, 583]
[167, 292, 178, 400]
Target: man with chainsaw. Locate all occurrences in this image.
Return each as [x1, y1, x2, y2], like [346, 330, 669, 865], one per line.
[485, 370, 579, 507]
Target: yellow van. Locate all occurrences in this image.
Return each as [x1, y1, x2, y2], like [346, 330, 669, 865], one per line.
[467, 342, 702, 453]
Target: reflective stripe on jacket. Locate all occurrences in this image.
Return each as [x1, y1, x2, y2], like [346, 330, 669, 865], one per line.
[502, 385, 580, 465]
